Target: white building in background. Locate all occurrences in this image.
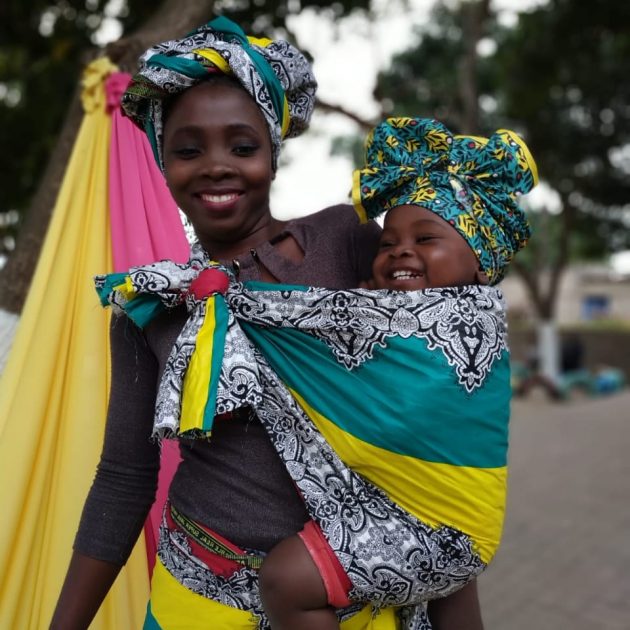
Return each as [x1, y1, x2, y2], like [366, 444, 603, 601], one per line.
[500, 253, 630, 325]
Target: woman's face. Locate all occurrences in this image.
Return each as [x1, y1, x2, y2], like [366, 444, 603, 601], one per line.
[162, 81, 275, 255]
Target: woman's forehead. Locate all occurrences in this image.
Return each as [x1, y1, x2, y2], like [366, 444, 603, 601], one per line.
[165, 82, 268, 133]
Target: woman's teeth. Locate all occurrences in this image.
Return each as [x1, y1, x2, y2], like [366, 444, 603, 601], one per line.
[200, 193, 239, 203]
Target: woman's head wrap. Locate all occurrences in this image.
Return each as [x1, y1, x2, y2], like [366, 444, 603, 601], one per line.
[352, 117, 538, 285]
[121, 16, 317, 170]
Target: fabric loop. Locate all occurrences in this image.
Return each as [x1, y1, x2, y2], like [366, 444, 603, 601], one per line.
[81, 57, 118, 113]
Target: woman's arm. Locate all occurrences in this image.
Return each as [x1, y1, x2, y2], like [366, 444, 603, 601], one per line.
[49, 553, 122, 630]
[50, 316, 161, 627]
[427, 580, 484, 630]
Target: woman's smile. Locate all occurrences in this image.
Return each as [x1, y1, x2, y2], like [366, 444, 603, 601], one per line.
[196, 190, 243, 211]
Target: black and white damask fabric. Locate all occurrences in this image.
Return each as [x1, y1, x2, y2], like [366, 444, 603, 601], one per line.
[253, 353, 485, 606]
[227, 283, 507, 393]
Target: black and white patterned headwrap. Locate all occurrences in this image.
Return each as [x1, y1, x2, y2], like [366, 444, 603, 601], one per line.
[121, 16, 317, 170]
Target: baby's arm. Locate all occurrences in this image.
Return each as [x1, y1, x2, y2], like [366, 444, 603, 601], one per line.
[259, 534, 338, 630]
[427, 579, 484, 630]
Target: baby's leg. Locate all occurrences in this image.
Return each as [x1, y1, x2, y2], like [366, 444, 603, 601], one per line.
[259, 534, 339, 630]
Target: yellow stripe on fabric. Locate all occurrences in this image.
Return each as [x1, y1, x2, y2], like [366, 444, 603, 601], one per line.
[290, 389, 506, 564]
[352, 169, 368, 223]
[181, 298, 217, 433]
[195, 49, 231, 74]
[148, 557, 399, 629]
[112, 275, 136, 302]
[149, 558, 253, 629]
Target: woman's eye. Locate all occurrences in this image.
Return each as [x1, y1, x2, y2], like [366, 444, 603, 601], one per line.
[233, 144, 259, 156]
[378, 240, 394, 249]
[171, 146, 200, 159]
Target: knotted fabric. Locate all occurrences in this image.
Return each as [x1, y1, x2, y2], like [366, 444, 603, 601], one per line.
[121, 16, 317, 170]
[352, 117, 538, 284]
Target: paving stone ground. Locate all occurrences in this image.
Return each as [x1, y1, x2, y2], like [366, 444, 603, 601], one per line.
[478, 390, 630, 630]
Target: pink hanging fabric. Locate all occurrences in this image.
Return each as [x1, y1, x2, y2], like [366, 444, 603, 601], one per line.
[106, 73, 189, 575]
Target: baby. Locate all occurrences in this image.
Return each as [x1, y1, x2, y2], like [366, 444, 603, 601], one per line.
[258, 116, 537, 629]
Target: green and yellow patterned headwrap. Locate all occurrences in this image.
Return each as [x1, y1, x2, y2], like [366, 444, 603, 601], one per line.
[352, 117, 538, 285]
[121, 16, 317, 170]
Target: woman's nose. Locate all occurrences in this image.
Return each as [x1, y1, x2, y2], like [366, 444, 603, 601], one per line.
[200, 153, 236, 179]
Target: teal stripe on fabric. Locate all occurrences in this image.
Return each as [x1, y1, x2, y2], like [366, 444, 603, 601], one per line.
[244, 280, 309, 292]
[148, 55, 211, 80]
[242, 324, 510, 468]
[142, 601, 162, 630]
[122, 294, 166, 328]
[144, 116, 160, 170]
[202, 296, 229, 431]
[205, 16, 287, 130]
[95, 273, 166, 328]
[95, 273, 127, 306]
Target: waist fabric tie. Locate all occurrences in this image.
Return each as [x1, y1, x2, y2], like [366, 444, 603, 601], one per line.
[167, 503, 263, 575]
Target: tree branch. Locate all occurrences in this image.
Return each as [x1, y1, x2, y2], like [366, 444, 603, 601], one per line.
[315, 98, 379, 131]
[458, 0, 491, 133]
[511, 257, 545, 317]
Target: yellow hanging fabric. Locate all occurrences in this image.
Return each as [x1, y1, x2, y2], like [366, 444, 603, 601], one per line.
[0, 58, 149, 629]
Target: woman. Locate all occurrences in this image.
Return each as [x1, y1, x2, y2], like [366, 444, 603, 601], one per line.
[50, 17, 482, 630]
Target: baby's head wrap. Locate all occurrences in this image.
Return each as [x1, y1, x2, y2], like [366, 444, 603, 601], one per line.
[352, 117, 538, 285]
[121, 16, 317, 170]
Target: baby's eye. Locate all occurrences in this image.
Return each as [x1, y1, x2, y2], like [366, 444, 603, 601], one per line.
[416, 235, 436, 243]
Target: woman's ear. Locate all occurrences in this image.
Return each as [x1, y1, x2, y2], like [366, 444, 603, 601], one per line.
[475, 269, 490, 285]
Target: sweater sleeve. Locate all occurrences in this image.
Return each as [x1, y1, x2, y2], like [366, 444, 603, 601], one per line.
[73, 315, 161, 565]
[350, 212, 382, 283]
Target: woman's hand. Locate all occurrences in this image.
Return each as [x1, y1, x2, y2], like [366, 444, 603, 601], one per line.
[50, 552, 122, 630]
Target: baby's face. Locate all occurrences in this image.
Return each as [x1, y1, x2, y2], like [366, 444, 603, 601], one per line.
[371, 205, 485, 290]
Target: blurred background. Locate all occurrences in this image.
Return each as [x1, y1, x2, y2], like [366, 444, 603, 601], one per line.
[1, 1, 629, 628]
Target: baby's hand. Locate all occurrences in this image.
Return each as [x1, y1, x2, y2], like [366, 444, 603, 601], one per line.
[358, 278, 376, 289]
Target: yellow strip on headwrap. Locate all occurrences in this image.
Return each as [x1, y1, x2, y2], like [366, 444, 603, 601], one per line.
[194, 49, 231, 74]
[195, 43, 290, 138]
[247, 36, 274, 47]
[351, 169, 368, 224]
[280, 97, 290, 138]
[499, 128, 539, 185]
[247, 35, 291, 138]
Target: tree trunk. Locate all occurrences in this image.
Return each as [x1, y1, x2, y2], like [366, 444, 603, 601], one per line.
[0, 0, 215, 314]
[537, 318, 560, 383]
[458, 0, 491, 134]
